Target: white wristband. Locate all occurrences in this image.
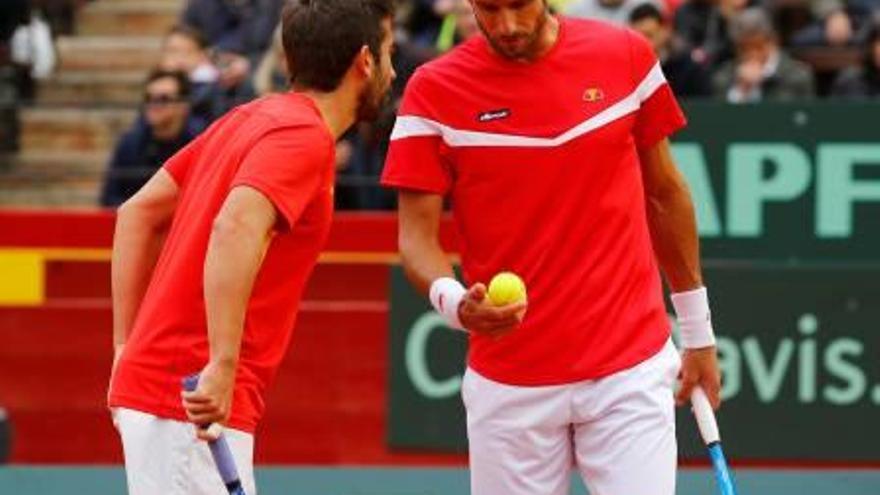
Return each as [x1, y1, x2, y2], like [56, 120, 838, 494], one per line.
[671, 286, 716, 349]
[429, 277, 467, 331]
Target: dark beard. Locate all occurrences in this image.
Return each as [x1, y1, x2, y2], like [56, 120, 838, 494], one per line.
[477, 9, 547, 61]
[355, 74, 388, 122]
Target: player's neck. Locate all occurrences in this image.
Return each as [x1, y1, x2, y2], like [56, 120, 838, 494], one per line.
[302, 89, 357, 140]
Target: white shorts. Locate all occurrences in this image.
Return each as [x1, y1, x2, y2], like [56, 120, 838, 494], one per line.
[115, 408, 257, 495]
[462, 340, 681, 495]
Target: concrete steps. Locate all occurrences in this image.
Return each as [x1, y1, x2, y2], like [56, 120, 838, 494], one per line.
[76, 0, 182, 37]
[56, 36, 162, 71]
[0, 151, 107, 206]
[38, 70, 145, 105]
[7, 150, 108, 175]
[5, 109, 129, 207]
[20, 107, 136, 153]
[0, 181, 102, 207]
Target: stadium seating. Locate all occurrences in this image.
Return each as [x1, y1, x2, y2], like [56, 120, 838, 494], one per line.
[2, 1, 178, 206]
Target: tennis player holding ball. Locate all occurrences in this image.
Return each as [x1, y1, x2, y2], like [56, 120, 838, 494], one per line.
[381, 0, 721, 493]
[106, 0, 396, 493]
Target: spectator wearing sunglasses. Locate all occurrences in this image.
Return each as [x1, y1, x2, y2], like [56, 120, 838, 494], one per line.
[100, 69, 205, 207]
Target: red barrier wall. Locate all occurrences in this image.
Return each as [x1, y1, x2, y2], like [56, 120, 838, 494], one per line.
[0, 210, 465, 465]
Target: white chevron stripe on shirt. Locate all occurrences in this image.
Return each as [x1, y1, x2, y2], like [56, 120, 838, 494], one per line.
[390, 62, 667, 148]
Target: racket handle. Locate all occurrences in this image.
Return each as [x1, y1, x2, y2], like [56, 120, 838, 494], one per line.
[208, 435, 244, 487]
[181, 374, 199, 394]
[690, 387, 720, 445]
[181, 374, 246, 494]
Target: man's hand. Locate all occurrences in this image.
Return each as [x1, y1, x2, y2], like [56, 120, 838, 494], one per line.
[217, 52, 251, 89]
[735, 59, 764, 93]
[181, 360, 236, 440]
[676, 346, 721, 409]
[458, 283, 526, 338]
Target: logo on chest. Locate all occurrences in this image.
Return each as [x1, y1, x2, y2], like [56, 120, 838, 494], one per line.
[583, 87, 605, 103]
[476, 108, 511, 123]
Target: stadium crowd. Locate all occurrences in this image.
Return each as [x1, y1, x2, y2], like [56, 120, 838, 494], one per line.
[1, 0, 879, 208]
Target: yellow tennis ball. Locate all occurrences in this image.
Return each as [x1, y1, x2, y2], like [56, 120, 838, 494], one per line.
[487, 272, 527, 306]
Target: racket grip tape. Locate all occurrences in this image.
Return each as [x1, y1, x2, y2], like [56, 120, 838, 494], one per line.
[690, 387, 720, 445]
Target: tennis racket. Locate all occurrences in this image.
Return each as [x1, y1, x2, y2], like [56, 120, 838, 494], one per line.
[691, 387, 738, 495]
[181, 374, 247, 495]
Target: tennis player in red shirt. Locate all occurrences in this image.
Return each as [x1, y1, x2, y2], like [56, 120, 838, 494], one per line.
[106, 0, 395, 492]
[382, 0, 721, 494]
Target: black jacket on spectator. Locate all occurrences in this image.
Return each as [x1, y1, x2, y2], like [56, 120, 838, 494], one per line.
[0, 0, 28, 152]
[191, 79, 255, 123]
[663, 49, 712, 98]
[0, 0, 29, 43]
[831, 66, 880, 98]
[830, 20, 880, 98]
[674, 0, 736, 68]
[674, 0, 712, 47]
[100, 115, 205, 206]
[712, 52, 816, 101]
[182, 0, 281, 61]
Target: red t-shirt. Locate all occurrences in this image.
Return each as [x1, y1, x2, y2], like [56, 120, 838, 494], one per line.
[109, 92, 336, 432]
[382, 18, 687, 385]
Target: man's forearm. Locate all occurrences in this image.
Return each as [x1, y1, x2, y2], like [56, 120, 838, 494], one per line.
[400, 235, 456, 296]
[203, 218, 270, 368]
[111, 205, 171, 347]
[646, 187, 703, 292]
[397, 192, 456, 295]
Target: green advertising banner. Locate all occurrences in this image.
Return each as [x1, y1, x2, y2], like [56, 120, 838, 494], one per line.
[388, 264, 880, 461]
[674, 102, 880, 262]
[388, 266, 468, 451]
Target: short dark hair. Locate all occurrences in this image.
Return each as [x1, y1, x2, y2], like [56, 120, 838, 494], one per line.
[730, 7, 776, 43]
[166, 24, 209, 50]
[281, 0, 394, 92]
[145, 68, 191, 98]
[629, 3, 664, 25]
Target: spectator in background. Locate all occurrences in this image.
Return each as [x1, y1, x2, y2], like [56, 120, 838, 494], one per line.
[182, 0, 282, 91]
[33, 0, 84, 36]
[404, 0, 450, 48]
[790, 1, 858, 48]
[831, 21, 880, 97]
[565, 0, 664, 26]
[630, 3, 712, 97]
[850, 0, 880, 21]
[101, 69, 204, 206]
[712, 8, 815, 102]
[9, 9, 56, 85]
[0, 0, 29, 152]
[160, 25, 249, 122]
[434, 0, 479, 53]
[253, 25, 287, 95]
[3, 3, 56, 102]
[1, 0, 30, 47]
[675, 0, 749, 68]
